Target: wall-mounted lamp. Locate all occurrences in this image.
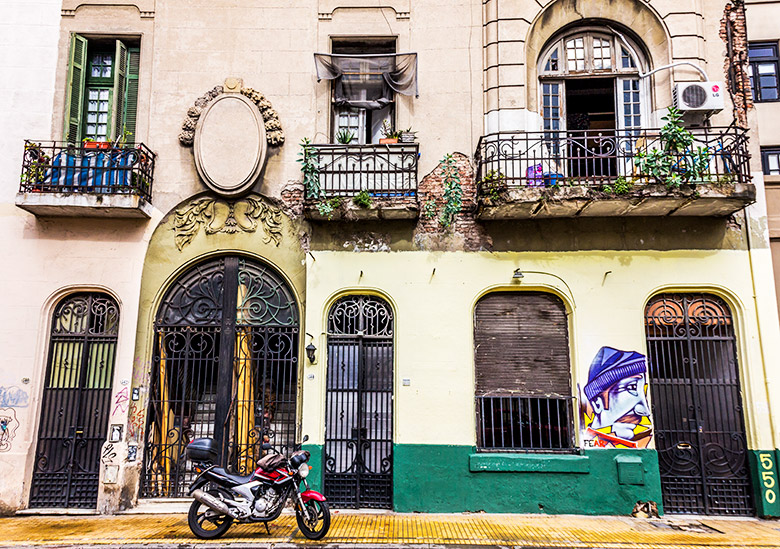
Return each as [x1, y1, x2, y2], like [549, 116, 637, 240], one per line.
[513, 269, 524, 279]
[306, 343, 317, 363]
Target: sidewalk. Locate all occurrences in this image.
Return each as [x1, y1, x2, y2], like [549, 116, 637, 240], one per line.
[1, 510, 779, 548]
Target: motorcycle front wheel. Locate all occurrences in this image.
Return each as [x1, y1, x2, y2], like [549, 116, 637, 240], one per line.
[187, 490, 233, 539]
[296, 499, 331, 540]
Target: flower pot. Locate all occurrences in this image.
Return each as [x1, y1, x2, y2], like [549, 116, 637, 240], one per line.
[379, 138, 398, 144]
[399, 132, 416, 143]
[84, 141, 111, 150]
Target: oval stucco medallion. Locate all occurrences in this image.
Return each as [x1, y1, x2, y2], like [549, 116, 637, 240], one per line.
[194, 93, 267, 197]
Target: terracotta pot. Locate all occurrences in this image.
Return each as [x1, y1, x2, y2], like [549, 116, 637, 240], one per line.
[379, 138, 398, 144]
[84, 141, 111, 150]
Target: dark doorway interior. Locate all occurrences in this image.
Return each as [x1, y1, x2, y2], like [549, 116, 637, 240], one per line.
[566, 77, 617, 178]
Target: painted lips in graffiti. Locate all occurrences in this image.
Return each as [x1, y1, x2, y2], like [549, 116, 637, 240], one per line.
[580, 346, 653, 449]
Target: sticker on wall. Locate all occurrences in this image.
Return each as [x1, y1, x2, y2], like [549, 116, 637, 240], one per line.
[579, 347, 653, 449]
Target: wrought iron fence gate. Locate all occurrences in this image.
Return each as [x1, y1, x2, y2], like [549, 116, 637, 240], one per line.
[141, 256, 299, 498]
[324, 296, 394, 508]
[645, 294, 753, 515]
[30, 293, 119, 508]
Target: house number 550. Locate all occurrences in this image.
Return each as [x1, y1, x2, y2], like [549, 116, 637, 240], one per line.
[759, 453, 777, 504]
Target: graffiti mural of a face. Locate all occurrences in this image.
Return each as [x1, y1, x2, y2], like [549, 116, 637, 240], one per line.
[580, 347, 653, 449]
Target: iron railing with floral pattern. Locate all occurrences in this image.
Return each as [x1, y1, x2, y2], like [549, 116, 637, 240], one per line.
[474, 127, 750, 191]
[310, 143, 418, 197]
[20, 141, 156, 202]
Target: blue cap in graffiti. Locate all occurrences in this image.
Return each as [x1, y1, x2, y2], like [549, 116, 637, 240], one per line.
[584, 347, 646, 401]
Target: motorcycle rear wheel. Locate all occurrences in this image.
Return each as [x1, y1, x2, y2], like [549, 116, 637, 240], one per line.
[187, 490, 233, 539]
[296, 499, 331, 540]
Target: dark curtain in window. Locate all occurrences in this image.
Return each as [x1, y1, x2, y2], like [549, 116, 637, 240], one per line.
[314, 53, 418, 109]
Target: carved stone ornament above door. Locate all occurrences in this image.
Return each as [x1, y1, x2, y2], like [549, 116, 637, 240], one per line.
[179, 78, 285, 197]
[173, 194, 284, 251]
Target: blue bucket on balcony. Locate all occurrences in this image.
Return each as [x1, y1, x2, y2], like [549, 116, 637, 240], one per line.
[544, 172, 563, 187]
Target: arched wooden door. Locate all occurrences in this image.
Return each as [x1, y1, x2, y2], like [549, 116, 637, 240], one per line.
[645, 293, 753, 515]
[324, 295, 394, 508]
[29, 293, 119, 508]
[141, 256, 299, 497]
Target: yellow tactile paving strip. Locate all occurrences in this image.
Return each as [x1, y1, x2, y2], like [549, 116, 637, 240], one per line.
[1, 512, 779, 547]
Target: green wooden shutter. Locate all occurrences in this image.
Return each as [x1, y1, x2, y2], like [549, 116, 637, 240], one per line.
[63, 34, 88, 144]
[123, 47, 141, 143]
[112, 40, 128, 141]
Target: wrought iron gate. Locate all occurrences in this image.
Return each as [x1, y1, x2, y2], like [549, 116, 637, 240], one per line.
[324, 296, 394, 508]
[645, 293, 753, 515]
[30, 293, 119, 508]
[141, 256, 299, 497]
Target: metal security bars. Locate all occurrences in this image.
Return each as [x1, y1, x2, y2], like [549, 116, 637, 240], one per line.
[29, 293, 119, 508]
[310, 143, 418, 197]
[645, 294, 753, 515]
[20, 141, 156, 201]
[324, 296, 394, 509]
[142, 256, 299, 498]
[476, 396, 575, 451]
[474, 127, 750, 190]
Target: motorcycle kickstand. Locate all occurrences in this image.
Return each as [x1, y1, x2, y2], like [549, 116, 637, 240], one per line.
[264, 522, 271, 535]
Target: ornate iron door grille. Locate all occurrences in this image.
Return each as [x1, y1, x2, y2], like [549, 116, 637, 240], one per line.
[30, 293, 119, 508]
[324, 296, 394, 508]
[141, 256, 299, 498]
[645, 294, 753, 515]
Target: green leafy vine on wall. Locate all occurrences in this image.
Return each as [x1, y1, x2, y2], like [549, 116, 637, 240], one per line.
[439, 154, 462, 227]
[297, 137, 321, 199]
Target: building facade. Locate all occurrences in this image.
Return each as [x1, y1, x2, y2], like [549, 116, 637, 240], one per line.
[2, 0, 780, 518]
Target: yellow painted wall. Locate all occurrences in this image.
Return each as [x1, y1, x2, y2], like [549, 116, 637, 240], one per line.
[302, 249, 780, 450]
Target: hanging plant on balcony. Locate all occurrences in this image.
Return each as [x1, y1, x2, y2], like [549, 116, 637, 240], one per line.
[634, 107, 711, 189]
[439, 154, 462, 227]
[297, 137, 321, 198]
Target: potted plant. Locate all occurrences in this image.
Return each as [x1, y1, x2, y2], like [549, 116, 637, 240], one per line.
[82, 137, 111, 150]
[335, 128, 356, 145]
[379, 120, 400, 144]
[399, 127, 417, 143]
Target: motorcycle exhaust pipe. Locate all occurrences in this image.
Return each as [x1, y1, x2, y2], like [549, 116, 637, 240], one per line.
[192, 489, 238, 519]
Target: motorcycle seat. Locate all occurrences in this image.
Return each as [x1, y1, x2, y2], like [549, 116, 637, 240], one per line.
[211, 467, 254, 486]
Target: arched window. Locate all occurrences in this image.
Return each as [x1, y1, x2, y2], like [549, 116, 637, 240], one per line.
[30, 292, 120, 508]
[474, 292, 573, 451]
[539, 28, 648, 135]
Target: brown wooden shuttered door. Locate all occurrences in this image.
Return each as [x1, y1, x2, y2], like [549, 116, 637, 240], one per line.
[474, 292, 571, 397]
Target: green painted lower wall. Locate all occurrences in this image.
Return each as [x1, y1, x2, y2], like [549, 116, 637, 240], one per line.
[305, 443, 662, 515]
[393, 445, 662, 515]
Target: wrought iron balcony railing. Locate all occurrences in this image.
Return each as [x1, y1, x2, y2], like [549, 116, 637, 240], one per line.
[310, 143, 418, 197]
[19, 141, 156, 202]
[474, 126, 750, 191]
[476, 395, 575, 452]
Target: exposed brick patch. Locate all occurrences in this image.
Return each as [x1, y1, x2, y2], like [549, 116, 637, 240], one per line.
[414, 152, 493, 251]
[280, 181, 304, 219]
[720, 0, 752, 127]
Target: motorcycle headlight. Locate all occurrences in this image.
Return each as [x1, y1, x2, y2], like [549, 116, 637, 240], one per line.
[298, 463, 310, 478]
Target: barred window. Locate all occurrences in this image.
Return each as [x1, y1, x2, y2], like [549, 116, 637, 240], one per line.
[474, 292, 574, 451]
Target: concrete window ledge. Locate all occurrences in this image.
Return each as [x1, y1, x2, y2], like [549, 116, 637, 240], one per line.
[469, 452, 590, 474]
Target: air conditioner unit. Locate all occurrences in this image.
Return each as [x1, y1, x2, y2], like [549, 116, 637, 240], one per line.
[673, 82, 725, 113]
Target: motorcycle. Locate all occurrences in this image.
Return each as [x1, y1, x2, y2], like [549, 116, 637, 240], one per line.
[184, 435, 330, 540]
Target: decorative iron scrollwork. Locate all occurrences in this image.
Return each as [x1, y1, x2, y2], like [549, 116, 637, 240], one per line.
[173, 195, 284, 251]
[328, 295, 394, 337]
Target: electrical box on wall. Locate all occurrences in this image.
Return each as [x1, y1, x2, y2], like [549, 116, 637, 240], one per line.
[673, 82, 725, 113]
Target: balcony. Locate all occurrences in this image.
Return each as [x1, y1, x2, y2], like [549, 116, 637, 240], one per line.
[16, 141, 156, 218]
[474, 127, 755, 219]
[304, 143, 419, 221]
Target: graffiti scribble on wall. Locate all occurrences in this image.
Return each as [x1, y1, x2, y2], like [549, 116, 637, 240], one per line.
[0, 408, 20, 452]
[0, 386, 29, 408]
[579, 347, 652, 449]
